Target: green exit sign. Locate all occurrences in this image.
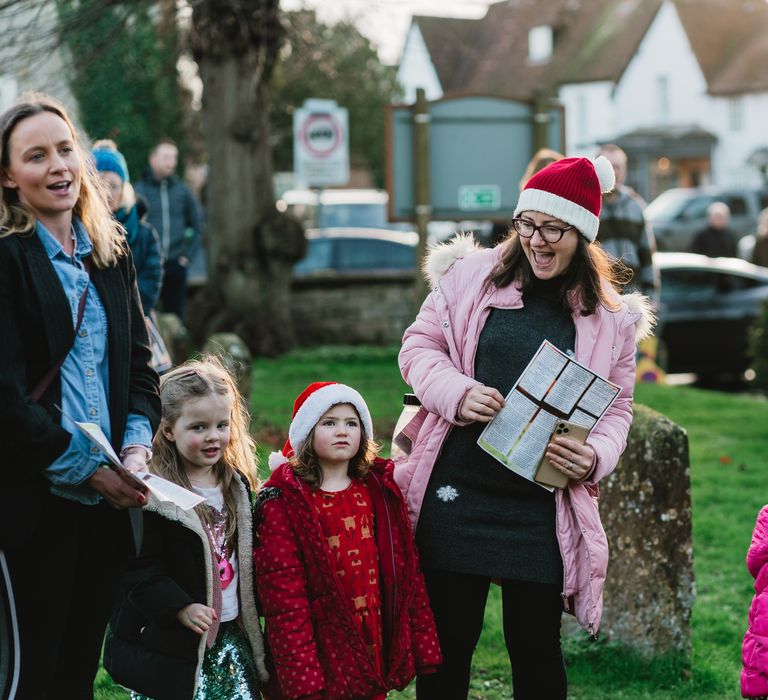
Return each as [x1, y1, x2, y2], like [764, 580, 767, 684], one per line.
[458, 185, 501, 211]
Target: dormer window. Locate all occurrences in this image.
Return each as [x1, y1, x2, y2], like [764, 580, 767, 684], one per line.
[529, 25, 553, 63]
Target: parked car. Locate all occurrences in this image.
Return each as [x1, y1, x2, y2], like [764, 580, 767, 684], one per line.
[277, 189, 403, 230]
[655, 252, 768, 378]
[292, 227, 418, 278]
[645, 186, 768, 252]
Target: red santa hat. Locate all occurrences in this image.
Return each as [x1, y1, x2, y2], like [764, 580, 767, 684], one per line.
[513, 155, 615, 242]
[268, 382, 374, 470]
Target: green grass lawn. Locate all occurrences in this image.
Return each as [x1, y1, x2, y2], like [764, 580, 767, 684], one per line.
[97, 346, 768, 699]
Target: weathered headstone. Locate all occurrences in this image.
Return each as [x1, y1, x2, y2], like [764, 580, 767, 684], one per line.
[202, 333, 253, 401]
[155, 312, 192, 366]
[569, 404, 694, 656]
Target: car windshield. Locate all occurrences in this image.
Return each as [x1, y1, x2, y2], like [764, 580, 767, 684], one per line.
[336, 238, 415, 270]
[645, 190, 696, 222]
[317, 203, 388, 228]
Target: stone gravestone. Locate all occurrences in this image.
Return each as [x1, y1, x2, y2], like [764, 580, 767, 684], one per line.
[202, 333, 253, 402]
[155, 312, 192, 366]
[580, 403, 694, 656]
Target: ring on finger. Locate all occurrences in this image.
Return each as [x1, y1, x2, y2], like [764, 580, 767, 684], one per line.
[567, 460, 575, 471]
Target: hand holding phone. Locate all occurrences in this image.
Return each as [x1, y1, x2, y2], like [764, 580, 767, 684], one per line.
[534, 420, 591, 489]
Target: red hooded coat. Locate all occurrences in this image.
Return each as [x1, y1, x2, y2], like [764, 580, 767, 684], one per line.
[253, 458, 441, 699]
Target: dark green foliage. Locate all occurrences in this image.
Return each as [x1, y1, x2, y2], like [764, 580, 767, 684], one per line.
[55, 0, 192, 178]
[270, 10, 401, 188]
[750, 298, 768, 391]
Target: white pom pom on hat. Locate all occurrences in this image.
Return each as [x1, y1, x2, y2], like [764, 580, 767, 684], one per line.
[513, 155, 616, 242]
[593, 155, 616, 194]
[267, 382, 374, 471]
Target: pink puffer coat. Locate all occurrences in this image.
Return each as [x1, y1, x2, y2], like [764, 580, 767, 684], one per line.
[742, 505, 768, 698]
[395, 235, 654, 636]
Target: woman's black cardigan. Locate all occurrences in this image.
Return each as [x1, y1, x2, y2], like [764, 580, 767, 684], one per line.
[0, 230, 161, 547]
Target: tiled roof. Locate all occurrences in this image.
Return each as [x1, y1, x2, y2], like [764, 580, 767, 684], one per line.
[411, 0, 768, 98]
[413, 15, 486, 93]
[675, 0, 768, 95]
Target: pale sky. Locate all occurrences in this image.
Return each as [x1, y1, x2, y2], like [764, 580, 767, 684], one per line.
[280, 0, 495, 65]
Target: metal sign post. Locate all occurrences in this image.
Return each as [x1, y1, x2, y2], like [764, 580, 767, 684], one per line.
[413, 88, 431, 305]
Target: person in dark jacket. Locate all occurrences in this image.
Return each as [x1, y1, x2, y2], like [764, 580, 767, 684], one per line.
[105, 358, 268, 699]
[690, 201, 738, 258]
[0, 94, 160, 698]
[134, 139, 203, 321]
[597, 144, 660, 305]
[254, 382, 441, 700]
[92, 145, 163, 315]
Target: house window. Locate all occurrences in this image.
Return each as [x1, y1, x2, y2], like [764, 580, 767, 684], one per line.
[729, 97, 743, 131]
[528, 26, 553, 63]
[657, 75, 670, 123]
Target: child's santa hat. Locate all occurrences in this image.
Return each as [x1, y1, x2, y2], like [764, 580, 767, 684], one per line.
[513, 156, 615, 242]
[268, 382, 374, 470]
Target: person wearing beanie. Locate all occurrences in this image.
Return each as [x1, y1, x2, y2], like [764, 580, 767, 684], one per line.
[92, 143, 163, 317]
[397, 156, 656, 700]
[253, 382, 442, 699]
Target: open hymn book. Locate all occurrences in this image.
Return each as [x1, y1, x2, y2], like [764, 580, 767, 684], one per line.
[477, 340, 620, 490]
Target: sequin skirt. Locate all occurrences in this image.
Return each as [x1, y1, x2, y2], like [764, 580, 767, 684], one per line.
[131, 620, 260, 700]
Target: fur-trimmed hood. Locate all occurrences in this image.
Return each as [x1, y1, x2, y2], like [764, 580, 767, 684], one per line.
[421, 233, 655, 343]
[143, 475, 269, 686]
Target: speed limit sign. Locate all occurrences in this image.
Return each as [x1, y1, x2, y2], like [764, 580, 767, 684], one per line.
[294, 99, 349, 187]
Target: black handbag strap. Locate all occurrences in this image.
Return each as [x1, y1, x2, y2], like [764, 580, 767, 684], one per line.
[29, 257, 92, 403]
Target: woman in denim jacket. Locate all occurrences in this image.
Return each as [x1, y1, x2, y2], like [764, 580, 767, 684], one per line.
[0, 94, 160, 698]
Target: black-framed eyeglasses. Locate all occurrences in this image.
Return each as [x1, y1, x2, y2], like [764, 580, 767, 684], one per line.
[511, 218, 575, 243]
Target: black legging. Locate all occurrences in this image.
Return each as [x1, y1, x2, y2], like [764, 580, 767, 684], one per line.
[416, 570, 567, 700]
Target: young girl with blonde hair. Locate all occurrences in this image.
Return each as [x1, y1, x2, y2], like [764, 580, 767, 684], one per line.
[105, 357, 268, 699]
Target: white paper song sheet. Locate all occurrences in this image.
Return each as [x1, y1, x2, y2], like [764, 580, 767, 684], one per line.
[479, 391, 538, 457]
[477, 340, 620, 486]
[73, 421, 205, 510]
[517, 342, 568, 400]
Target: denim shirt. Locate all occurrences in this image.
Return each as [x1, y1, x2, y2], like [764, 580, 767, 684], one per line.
[37, 219, 153, 504]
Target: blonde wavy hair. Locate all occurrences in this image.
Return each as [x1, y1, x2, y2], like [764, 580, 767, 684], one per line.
[0, 93, 123, 268]
[152, 356, 259, 541]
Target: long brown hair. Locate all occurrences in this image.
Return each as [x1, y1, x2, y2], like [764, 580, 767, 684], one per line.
[489, 230, 631, 314]
[152, 356, 259, 541]
[292, 404, 379, 489]
[0, 92, 123, 267]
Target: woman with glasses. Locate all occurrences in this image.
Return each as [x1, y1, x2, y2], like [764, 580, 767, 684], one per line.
[396, 157, 655, 700]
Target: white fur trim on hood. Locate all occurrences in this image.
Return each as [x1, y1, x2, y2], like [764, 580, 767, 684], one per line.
[422, 232, 483, 289]
[622, 291, 656, 343]
[422, 235, 656, 343]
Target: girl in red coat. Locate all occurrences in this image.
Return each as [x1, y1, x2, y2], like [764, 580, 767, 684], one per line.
[253, 382, 441, 699]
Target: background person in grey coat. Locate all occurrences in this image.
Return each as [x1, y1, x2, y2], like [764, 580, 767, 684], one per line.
[596, 144, 660, 307]
[135, 138, 203, 321]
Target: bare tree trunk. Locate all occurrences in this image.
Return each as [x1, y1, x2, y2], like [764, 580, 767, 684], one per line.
[188, 0, 305, 356]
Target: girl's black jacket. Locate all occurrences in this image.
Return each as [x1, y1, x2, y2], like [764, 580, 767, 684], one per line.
[104, 474, 268, 700]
